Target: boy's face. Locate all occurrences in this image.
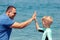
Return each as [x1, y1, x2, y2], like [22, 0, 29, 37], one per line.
[42, 20, 50, 28]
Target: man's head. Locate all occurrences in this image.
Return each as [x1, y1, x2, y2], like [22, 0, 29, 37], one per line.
[6, 6, 16, 19]
[42, 16, 53, 28]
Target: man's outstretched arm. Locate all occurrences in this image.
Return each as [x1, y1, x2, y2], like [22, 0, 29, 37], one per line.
[10, 12, 36, 29]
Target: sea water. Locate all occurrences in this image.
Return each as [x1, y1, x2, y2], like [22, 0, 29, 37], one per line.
[0, 0, 60, 40]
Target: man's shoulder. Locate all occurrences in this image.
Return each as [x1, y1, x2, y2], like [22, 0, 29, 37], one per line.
[0, 14, 9, 19]
[0, 14, 6, 17]
[0, 14, 10, 22]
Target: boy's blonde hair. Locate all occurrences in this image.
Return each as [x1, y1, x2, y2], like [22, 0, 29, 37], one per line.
[42, 16, 53, 24]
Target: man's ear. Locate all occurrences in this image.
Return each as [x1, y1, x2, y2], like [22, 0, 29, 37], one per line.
[8, 10, 12, 13]
[6, 11, 11, 16]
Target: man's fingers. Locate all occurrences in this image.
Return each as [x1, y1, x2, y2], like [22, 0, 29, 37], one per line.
[34, 11, 36, 14]
[33, 11, 36, 17]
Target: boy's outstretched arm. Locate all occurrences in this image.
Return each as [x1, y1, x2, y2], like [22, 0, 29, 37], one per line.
[35, 19, 40, 30]
[35, 18, 44, 32]
[34, 11, 44, 32]
[33, 11, 40, 30]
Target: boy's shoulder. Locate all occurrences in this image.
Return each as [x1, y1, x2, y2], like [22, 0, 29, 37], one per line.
[46, 28, 52, 33]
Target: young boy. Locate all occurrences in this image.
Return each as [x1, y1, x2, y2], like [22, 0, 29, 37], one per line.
[35, 16, 53, 40]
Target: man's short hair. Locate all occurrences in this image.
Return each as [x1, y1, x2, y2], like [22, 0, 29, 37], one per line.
[6, 6, 16, 12]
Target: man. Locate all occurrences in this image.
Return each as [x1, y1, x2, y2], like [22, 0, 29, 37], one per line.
[0, 6, 36, 40]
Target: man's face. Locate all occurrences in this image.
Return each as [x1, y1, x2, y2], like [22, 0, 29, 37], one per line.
[8, 8, 16, 19]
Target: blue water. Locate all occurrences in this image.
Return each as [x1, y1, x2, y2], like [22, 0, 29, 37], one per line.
[0, 0, 60, 40]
